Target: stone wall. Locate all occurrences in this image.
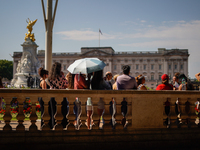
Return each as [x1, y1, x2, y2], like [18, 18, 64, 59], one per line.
[0, 89, 200, 149]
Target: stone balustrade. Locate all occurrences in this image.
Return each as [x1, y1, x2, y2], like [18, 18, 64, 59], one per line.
[0, 89, 200, 131]
[1, 89, 200, 149]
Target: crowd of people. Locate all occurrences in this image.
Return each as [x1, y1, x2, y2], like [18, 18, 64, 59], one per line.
[36, 62, 199, 91]
[0, 62, 199, 90]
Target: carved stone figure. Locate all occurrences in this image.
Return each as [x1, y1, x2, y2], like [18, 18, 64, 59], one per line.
[21, 54, 31, 73]
[16, 60, 21, 73]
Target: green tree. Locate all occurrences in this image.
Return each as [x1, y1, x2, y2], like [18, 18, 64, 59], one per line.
[0, 60, 13, 80]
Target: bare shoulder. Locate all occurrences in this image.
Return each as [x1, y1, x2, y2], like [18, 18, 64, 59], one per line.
[178, 84, 182, 90]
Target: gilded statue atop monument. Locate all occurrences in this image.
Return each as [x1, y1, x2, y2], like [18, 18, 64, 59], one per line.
[25, 18, 37, 42]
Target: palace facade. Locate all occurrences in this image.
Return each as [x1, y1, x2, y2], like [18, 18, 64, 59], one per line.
[13, 47, 189, 89]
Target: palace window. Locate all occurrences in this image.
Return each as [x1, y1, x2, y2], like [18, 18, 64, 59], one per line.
[174, 64, 177, 70]
[136, 64, 139, 70]
[144, 65, 146, 70]
[169, 65, 171, 70]
[151, 64, 154, 70]
[151, 75, 154, 80]
[159, 64, 162, 70]
[180, 64, 183, 70]
[64, 65, 66, 70]
[159, 75, 162, 80]
[114, 65, 116, 70]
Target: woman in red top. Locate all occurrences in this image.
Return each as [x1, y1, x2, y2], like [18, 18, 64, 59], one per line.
[74, 73, 89, 89]
[156, 74, 173, 90]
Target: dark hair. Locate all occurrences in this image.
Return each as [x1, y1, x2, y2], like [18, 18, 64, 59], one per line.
[174, 72, 180, 79]
[38, 67, 48, 78]
[91, 70, 103, 89]
[178, 74, 187, 82]
[135, 75, 145, 85]
[122, 65, 130, 75]
[49, 62, 62, 80]
[44, 70, 49, 75]
[178, 74, 194, 90]
[187, 79, 194, 90]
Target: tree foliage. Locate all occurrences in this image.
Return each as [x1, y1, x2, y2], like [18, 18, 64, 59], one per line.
[0, 60, 13, 80]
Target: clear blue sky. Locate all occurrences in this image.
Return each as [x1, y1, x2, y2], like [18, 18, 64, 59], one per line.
[0, 0, 199, 78]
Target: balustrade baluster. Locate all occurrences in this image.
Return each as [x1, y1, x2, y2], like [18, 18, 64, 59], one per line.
[48, 97, 57, 130]
[97, 97, 105, 129]
[194, 98, 200, 127]
[73, 97, 82, 130]
[16, 103, 25, 131]
[61, 97, 70, 130]
[29, 101, 38, 131]
[121, 97, 128, 129]
[38, 97, 44, 130]
[41, 97, 50, 130]
[3, 97, 12, 131]
[0, 97, 6, 130]
[164, 98, 171, 128]
[175, 98, 182, 128]
[109, 97, 117, 129]
[55, 97, 63, 131]
[185, 98, 191, 128]
[85, 97, 94, 130]
[9, 97, 19, 130]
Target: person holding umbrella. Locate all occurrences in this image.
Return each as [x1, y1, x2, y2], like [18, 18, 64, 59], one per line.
[74, 73, 90, 89]
[67, 58, 107, 90]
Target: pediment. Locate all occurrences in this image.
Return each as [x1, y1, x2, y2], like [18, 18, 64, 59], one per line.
[163, 50, 188, 56]
[81, 49, 111, 56]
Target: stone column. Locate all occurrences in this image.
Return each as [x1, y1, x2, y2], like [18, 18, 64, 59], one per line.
[171, 59, 174, 77]
[163, 59, 168, 74]
[109, 58, 112, 73]
[177, 59, 180, 73]
[13, 61, 18, 77]
[45, 0, 53, 72]
[184, 59, 188, 77]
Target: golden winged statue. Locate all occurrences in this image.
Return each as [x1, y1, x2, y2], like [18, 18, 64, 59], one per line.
[25, 18, 37, 42]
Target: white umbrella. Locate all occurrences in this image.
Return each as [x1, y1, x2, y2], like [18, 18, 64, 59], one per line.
[67, 58, 106, 74]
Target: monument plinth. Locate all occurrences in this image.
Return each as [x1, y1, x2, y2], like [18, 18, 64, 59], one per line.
[11, 19, 41, 88]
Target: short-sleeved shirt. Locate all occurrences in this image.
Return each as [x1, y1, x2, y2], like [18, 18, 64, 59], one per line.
[116, 74, 138, 90]
[156, 84, 173, 90]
